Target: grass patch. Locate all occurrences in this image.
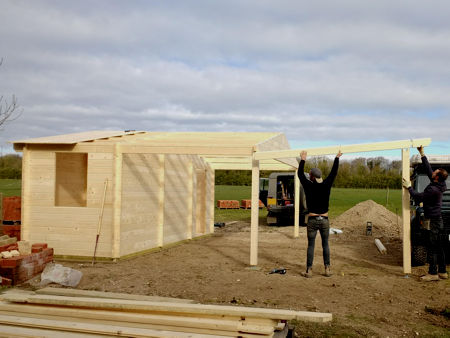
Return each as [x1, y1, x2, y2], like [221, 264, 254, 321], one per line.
[0, 179, 21, 197]
[329, 187, 402, 219]
[0, 181, 402, 224]
[215, 185, 402, 223]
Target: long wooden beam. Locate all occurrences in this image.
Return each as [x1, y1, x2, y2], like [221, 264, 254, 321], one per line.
[120, 145, 253, 156]
[203, 157, 297, 170]
[253, 138, 431, 160]
[250, 159, 260, 266]
[1, 293, 332, 322]
[208, 162, 294, 170]
[402, 149, 411, 274]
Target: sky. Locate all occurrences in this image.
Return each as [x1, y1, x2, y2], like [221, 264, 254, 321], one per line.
[1, 0, 449, 158]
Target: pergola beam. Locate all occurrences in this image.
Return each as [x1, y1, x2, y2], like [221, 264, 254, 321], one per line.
[253, 138, 431, 160]
[203, 157, 296, 171]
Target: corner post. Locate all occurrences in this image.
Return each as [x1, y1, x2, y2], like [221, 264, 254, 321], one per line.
[112, 144, 123, 260]
[294, 168, 300, 238]
[208, 168, 215, 233]
[187, 160, 194, 240]
[21, 145, 30, 241]
[250, 158, 260, 266]
[157, 154, 165, 247]
[402, 148, 411, 274]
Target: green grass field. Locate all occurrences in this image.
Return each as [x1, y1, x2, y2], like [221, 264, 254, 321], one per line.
[0, 179, 21, 197]
[0, 180, 402, 222]
[215, 185, 402, 223]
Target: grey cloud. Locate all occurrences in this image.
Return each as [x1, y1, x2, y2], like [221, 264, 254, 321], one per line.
[0, 0, 449, 153]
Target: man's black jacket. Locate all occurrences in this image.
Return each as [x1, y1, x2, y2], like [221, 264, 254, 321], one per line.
[408, 156, 447, 219]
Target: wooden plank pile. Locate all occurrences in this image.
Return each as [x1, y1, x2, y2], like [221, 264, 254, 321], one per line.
[0, 288, 332, 337]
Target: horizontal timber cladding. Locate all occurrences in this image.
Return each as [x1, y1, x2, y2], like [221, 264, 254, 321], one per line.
[163, 154, 205, 246]
[119, 153, 210, 256]
[120, 153, 162, 256]
[23, 148, 115, 257]
[28, 207, 113, 258]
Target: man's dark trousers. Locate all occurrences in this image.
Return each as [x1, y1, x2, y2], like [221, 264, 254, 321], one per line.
[428, 218, 447, 275]
[306, 217, 330, 268]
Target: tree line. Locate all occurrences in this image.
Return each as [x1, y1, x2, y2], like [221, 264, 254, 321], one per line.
[0, 154, 403, 189]
[0, 154, 22, 179]
[216, 156, 402, 189]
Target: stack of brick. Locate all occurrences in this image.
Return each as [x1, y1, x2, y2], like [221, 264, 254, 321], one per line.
[0, 235, 18, 252]
[0, 243, 53, 286]
[216, 200, 240, 209]
[1, 225, 21, 241]
[240, 199, 265, 209]
[2, 196, 21, 223]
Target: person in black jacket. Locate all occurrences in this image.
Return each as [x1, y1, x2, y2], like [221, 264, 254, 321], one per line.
[297, 150, 342, 278]
[403, 147, 448, 281]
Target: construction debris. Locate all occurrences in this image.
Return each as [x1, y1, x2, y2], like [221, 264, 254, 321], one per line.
[39, 263, 82, 287]
[375, 238, 387, 254]
[0, 288, 332, 337]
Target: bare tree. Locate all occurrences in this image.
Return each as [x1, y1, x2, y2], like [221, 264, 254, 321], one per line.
[0, 58, 21, 127]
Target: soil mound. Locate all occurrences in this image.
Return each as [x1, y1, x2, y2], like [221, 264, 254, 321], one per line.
[331, 200, 402, 238]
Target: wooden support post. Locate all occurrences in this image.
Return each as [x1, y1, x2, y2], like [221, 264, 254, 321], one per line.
[187, 161, 194, 240]
[209, 169, 215, 233]
[21, 146, 30, 241]
[250, 159, 260, 266]
[157, 154, 165, 247]
[112, 144, 123, 260]
[294, 168, 300, 238]
[402, 148, 411, 274]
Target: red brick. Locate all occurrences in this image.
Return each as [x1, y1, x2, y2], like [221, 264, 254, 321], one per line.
[217, 200, 240, 209]
[0, 257, 23, 268]
[32, 243, 48, 249]
[6, 244, 18, 251]
[2, 196, 21, 222]
[1, 276, 12, 286]
[240, 199, 265, 209]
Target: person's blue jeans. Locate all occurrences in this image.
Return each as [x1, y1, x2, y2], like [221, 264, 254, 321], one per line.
[428, 218, 447, 275]
[306, 217, 330, 269]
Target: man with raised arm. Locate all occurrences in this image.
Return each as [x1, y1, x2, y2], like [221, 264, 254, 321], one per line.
[403, 146, 448, 281]
[297, 150, 342, 278]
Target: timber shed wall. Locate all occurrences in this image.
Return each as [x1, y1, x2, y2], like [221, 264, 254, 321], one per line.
[20, 143, 213, 260]
[120, 153, 212, 257]
[21, 145, 114, 258]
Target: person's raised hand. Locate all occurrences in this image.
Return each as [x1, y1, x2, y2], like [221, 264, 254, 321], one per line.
[300, 151, 307, 161]
[402, 178, 411, 189]
[417, 146, 425, 157]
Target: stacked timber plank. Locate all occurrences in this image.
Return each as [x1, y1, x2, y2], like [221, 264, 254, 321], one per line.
[0, 288, 332, 337]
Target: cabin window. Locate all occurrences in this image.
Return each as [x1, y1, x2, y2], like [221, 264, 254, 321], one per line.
[55, 153, 88, 207]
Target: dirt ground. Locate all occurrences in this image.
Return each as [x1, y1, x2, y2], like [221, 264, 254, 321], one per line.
[23, 201, 450, 337]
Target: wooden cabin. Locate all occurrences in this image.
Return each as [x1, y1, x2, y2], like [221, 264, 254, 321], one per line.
[12, 131, 296, 260]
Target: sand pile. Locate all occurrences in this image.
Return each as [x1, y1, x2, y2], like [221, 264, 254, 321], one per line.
[331, 200, 402, 238]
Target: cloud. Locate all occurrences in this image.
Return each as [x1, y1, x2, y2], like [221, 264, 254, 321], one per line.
[0, 0, 449, 154]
